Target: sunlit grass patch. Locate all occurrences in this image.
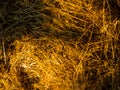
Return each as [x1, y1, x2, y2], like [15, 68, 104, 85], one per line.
[0, 0, 120, 90]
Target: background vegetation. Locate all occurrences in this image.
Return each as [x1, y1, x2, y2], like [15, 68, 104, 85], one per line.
[0, 0, 120, 90]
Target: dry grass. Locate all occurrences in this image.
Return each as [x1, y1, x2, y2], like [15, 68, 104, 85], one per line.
[0, 0, 120, 90]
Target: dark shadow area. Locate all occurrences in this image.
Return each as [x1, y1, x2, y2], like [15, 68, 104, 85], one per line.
[93, 0, 120, 19]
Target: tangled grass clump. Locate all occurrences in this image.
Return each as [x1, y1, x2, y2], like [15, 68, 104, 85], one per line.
[0, 0, 120, 90]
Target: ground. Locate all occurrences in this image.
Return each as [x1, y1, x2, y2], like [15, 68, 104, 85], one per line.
[0, 0, 120, 90]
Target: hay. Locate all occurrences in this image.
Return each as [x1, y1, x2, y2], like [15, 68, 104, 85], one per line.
[0, 0, 120, 90]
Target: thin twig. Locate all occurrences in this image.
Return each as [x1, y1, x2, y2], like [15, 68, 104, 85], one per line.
[2, 37, 6, 64]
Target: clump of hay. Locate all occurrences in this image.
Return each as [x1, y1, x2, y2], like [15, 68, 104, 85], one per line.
[0, 0, 120, 90]
[7, 36, 83, 90]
